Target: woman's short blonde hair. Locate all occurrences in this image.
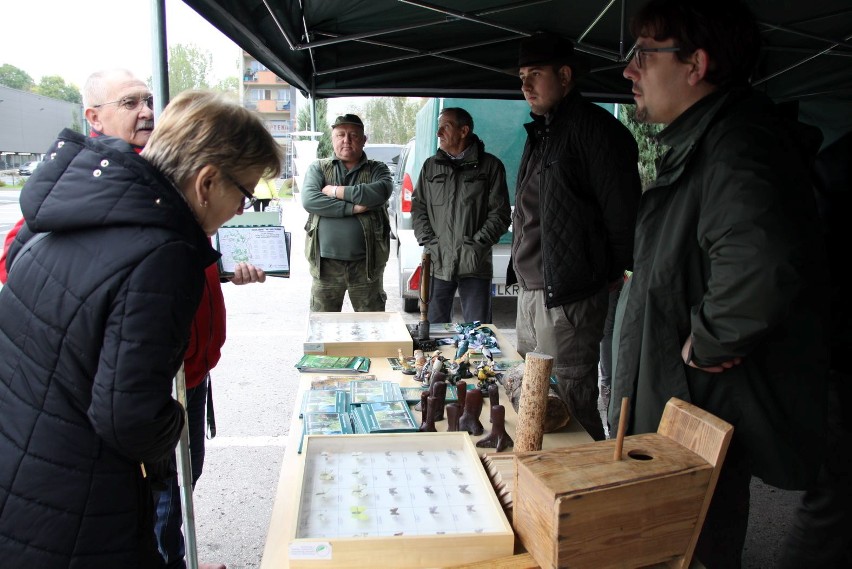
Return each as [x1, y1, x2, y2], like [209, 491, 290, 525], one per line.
[142, 90, 282, 187]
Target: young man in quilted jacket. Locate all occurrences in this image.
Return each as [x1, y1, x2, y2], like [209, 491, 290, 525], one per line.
[510, 32, 642, 442]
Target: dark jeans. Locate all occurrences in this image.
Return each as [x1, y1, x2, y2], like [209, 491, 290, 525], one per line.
[427, 276, 491, 324]
[155, 377, 209, 569]
[253, 199, 272, 212]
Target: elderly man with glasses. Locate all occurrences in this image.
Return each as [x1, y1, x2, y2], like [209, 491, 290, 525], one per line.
[84, 68, 156, 150]
[0, 68, 265, 569]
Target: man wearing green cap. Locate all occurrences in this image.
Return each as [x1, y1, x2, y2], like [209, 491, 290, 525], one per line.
[302, 113, 393, 311]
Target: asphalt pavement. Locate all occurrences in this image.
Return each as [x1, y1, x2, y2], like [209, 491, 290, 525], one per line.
[0, 189, 804, 568]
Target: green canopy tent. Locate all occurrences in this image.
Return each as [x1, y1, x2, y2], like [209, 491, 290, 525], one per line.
[176, 0, 852, 144]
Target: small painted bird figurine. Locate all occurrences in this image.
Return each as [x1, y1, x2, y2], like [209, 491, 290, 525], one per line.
[481, 346, 494, 364]
[398, 348, 416, 374]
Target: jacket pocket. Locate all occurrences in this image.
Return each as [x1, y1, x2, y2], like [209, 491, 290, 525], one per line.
[461, 174, 487, 200]
[304, 214, 320, 278]
[458, 237, 489, 277]
[425, 173, 448, 205]
[425, 238, 443, 274]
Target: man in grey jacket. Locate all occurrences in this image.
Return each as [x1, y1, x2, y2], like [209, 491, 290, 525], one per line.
[412, 107, 511, 324]
[613, 1, 830, 566]
[511, 32, 641, 442]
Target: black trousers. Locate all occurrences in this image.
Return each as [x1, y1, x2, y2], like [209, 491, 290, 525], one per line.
[776, 371, 852, 569]
[253, 199, 272, 212]
[427, 276, 491, 324]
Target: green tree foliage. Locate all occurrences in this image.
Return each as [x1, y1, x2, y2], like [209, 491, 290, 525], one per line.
[298, 98, 332, 158]
[70, 109, 83, 134]
[360, 97, 422, 144]
[35, 75, 82, 104]
[0, 64, 35, 91]
[214, 76, 240, 97]
[167, 43, 212, 99]
[618, 104, 664, 189]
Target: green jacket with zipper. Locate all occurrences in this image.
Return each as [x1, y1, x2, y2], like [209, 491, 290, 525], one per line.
[302, 154, 392, 280]
[610, 87, 830, 490]
[411, 135, 511, 281]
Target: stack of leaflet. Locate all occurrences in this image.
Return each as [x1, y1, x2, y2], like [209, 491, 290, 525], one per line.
[298, 380, 418, 452]
[295, 354, 371, 373]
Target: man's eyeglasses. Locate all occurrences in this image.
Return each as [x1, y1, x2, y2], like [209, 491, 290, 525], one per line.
[224, 173, 256, 210]
[630, 46, 682, 69]
[93, 95, 154, 111]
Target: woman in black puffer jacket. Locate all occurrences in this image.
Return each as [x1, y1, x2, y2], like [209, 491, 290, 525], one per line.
[0, 91, 281, 568]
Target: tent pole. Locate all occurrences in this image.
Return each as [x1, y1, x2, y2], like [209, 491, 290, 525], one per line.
[174, 365, 199, 569]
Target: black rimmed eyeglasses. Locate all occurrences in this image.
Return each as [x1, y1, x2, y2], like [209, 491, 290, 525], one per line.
[224, 173, 256, 210]
[93, 95, 154, 111]
[630, 46, 682, 69]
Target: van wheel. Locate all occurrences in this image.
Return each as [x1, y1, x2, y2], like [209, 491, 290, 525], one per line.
[403, 298, 419, 313]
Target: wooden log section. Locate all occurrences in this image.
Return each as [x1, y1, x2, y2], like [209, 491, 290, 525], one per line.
[513, 352, 554, 452]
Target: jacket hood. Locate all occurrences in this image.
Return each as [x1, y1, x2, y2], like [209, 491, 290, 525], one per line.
[20, 129, 206, 247]
[435, 134, 484, 166]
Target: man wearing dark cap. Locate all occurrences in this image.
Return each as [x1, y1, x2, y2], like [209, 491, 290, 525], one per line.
[302, 113, 392, 311]
[509, 32, 641, 441]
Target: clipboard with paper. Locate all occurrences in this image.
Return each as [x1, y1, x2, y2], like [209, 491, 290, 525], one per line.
[214, 225, 291, 277]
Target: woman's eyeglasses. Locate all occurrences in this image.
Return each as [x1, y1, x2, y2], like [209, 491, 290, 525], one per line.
[630, 46, 682, 69]
[93, 95, 155, 111]
[224, 174, 257, 210]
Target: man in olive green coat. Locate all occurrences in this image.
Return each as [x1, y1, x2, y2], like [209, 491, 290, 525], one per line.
[411, 107, 510, 324]
[612, 1, 830, 567]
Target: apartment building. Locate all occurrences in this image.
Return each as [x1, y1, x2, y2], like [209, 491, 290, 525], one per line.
[242, 51, 298, 178]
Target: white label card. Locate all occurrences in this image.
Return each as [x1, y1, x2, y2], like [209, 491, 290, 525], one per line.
[289, 541, 333, 559]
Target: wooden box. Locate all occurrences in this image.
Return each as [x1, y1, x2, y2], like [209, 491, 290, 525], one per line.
[513, 398, 733, 569]
[289, 432, 514, 568]
[303, 311, 413, 357]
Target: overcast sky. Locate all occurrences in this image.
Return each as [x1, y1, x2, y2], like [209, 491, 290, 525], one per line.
[2, 1, 240, 88]
[2, 0, 363, 117]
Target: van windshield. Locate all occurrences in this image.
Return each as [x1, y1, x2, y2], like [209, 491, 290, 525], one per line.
[365, 145, 402, 166]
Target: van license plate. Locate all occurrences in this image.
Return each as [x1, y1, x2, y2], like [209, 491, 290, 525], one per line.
[492, 283, 520, 297]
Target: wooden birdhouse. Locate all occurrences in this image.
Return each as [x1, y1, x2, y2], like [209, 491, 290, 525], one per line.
[512, 398, 733, 569]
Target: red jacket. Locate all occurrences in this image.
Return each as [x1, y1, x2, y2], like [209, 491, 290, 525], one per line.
[0, 135, 226, 389]
[184, 261, 227, 389]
